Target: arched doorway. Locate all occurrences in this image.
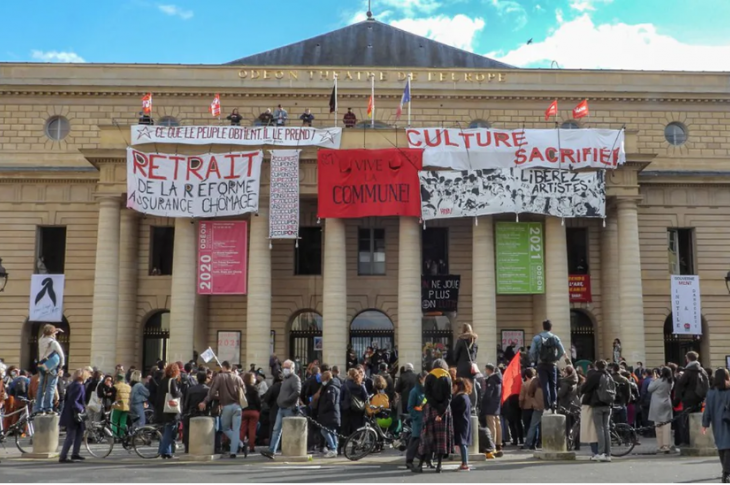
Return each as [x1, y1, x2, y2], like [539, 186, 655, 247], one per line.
[570, 310, 595, 363]
[350, 310, 395, 361]
[663, 314, 703, 365]
[288, 310, 322, 367]
[422, 315, 453, 370]
[142, 310, 170, 372]
[25, 317, 70, 372]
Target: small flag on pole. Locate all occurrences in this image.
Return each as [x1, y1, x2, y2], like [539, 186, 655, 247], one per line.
[200, 347, 216, 364]
[573, 99, 589, 119]
[367, 95, 374, 119]
[329, 80, 337, 114]
[395, 77, 411, 121]
[141, 93, 153, 115]
[209, 94, 221, 118]
[544, 99, 558, 121]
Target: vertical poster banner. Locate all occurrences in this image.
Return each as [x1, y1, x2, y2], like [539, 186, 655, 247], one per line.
[269, 150, 301, 240]
[671, 275, 702, 335]
[198, 221, 248, 295]
[217, 331, 241, 365]
[29, 274, 65, 322]
[495, 222, 545, 294]
[569, 274, 593, 302]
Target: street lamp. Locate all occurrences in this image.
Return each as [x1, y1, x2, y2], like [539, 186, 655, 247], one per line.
[725, 271, 730, 295]
[0, 258, 8, 292]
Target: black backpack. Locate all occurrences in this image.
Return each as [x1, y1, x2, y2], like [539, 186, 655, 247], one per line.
[539, 334, 560, 363]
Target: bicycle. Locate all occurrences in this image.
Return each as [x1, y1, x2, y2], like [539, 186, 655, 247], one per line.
[83, 410, 163, 459]
[0, 398, 35, 454]
[559, 404, 637, 457]
[343, 406, 411, 461]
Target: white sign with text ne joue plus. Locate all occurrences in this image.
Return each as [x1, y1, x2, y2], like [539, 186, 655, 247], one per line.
[29, 274, 65, 322]
[671, 275, 702, 335]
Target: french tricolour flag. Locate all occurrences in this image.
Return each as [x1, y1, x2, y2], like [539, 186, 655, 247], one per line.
[395, 77, 411, 121]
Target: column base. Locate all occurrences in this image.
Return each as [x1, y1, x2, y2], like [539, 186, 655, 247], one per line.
[533, 450, 576, 460]
[186, 454, 220, 461]
[680, 447, 718, 457]
[22, 452, 59, 459]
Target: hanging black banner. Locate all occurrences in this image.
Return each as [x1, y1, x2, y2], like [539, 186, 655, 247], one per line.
[421, 275, 461, 312]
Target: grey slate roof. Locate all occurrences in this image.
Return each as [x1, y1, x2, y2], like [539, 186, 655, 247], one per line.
[226, 19, 514, 69]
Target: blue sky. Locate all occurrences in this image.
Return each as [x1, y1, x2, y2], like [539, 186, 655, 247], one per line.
[3, 0, 730, 69]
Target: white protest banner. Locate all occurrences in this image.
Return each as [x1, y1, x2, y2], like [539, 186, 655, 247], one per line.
[217, 331, 241, 365]
[200, 347, 216, 364]
[126, 148, 262, 218]
[420, 168, 605, 220]
[29, 274, 65, 322]
[131, 125, 342, 149]
[671, 275, 702, 335]
[406, 127, 625, 170]
[269, 150, 300, 240]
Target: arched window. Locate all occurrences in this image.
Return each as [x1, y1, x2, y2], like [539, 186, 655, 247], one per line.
[561, 121, 580, 130]
[26, 317, 71, 372]
[350, 310, 395, 362]
[468, 119, 491, 129]
[570, 309, 595, 363]
[158, 116, 180, 127]
[143, 310, 170, 372]
[663, 314, 702, 365]
[422, 315, 452, 370]
[288, 310, 322, 369]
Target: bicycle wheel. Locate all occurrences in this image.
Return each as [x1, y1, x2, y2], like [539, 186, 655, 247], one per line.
[611, 423, 637, 457]
[83, 426, 115, 458]
[567, 419, 580, 451]
[343, 427, 378, 461]
[133, 427, 162, 459]
[13, 420, 34, 454]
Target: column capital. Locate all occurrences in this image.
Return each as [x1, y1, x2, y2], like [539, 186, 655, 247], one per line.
[94, 194, 121, 205]
[615, 196, 642, 210]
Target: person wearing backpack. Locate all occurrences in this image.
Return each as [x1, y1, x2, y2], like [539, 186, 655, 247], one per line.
[529, 320, 567, 413]
[674, 351, 709, 447]
[580, 360, 615, 462]
[609, 363, 631, 425]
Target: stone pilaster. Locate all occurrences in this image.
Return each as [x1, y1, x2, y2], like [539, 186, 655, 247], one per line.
[601, 209, 619, 359]
[90, 196, 121, 372]
[398, 216, 422, 370]
[617, 198, 646, 364]
[168, 218, 197, 363]
[116, 209, 138, 367]
[245, 208, 271, 369]
[544, 217, 571, 342]
[472, 216, 497, 365]
[322, 218, 347, 371]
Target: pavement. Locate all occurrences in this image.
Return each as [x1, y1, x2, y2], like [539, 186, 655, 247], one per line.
[0, 442, 724, 483]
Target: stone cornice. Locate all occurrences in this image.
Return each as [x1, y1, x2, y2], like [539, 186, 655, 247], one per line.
[0, 177, 97, 184]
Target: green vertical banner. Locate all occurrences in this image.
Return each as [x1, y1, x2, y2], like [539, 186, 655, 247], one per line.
[495, 222, 545, 294]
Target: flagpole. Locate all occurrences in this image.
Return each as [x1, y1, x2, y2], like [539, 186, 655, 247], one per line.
[371, 73, 375, 129]
[407, 75, 412, 127]
[334, 74, 338, 128]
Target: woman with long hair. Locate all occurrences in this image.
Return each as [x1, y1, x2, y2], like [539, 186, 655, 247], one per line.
[129, 370, 149, 427]
[451, 377, 473, 471]
[412, 358, 453, 474]
[339, 368, 368, 454]
[155, 363, 182, 459]
[649, 367, 674, 453]
[240, 372, 261, 454]
[702, 368, 730, 482]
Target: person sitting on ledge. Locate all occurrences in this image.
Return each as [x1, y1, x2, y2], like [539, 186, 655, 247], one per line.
[138, 112, 154, 125]
[258, 108, 274, 126]
[227, 108, 243, 126]
[343, 108, 357, 128]
[300, 108, 315, 127]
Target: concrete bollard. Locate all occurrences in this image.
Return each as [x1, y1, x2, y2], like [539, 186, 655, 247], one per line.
[281, 417, 311, 462]
[23, 415, 59, 458]
[534, 413, 575, 461]
[188, 417, 218, 461]
[467, 415, 486, 462]
[681, 412, 718, 457]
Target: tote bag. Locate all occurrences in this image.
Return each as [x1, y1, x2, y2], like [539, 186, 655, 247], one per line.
[163, 379, 181, 414]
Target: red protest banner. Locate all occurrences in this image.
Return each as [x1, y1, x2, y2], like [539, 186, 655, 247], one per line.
[317, 148, 423, 219]
[569, 274, 592, 303]
[198, 221, 248, 295]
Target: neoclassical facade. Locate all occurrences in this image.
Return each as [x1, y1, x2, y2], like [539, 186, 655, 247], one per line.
[1, 20, 728, 372]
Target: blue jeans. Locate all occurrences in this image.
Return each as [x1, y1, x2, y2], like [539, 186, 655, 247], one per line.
[269, 407, 296, 453]
[130, 402, 146, 427]
[220, 403, 242, 455]
[321, 428, 337, 451]
[537, 363, 558, 410]
[158, 421, 176, 456]
[525, 409, 543, 449]
[34, 370, 59, 413]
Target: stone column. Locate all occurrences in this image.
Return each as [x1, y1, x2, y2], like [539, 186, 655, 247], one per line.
[472, 216, 498, 365]
[601, 210, 620, 359]
[617, 198, 646, 364]
[90, 196, 121, 371]
[544, 217, 571, 342]
[116, 209, 138, 367]
[398, 217, 422, 370]
[322, 218, 347, 371]
[168, 218, 197, 364]
[246, 208, 271, 369]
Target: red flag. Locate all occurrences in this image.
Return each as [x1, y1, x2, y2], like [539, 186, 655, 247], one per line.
[573, 99, 589, 119]
[501, 353, 522, 403]
[367, 95, 374, 119]
[544, 99, 558, 121]
[209, 94, 221, 117]
[141, 93, 152, 114]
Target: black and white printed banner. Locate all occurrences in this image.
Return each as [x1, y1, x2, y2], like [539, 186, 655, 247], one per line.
[419, 168, 605, 220]
[269, 150, 300, 240]
[29, 274, 65, 322]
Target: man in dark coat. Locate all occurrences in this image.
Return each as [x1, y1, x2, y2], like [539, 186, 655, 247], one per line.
[302, 366, 322, 452]
[674, 351, 709, 446]
[480, 364, 504, 457]
[377, 363, 395, 402]
[58, 369, 86, 463]
[317, 371, 341, 457]
[182, 371, 210, 453]
[395, 363, 418, 415]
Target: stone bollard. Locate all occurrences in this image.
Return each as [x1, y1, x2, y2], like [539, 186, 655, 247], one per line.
[23, 415, 59, 458]
[681, 412, 718, 457]
[281, 417, 311, 462]
[188, 417, 218, 461]
[468, 415, 486, 462]
[534, 413, 576, 461]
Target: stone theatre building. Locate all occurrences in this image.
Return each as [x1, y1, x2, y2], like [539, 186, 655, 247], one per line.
[1, 18, 728, 373]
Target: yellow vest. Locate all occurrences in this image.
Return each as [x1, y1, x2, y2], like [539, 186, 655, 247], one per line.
[112, 382, 131, 412]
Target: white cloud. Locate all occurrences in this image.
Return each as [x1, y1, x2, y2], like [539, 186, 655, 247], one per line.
[487, 14, 730, 70]
[378, 0, 441, 15]
[569, 0, 613, 12]
[489, 0, 528, 31]
[555, 8, 564, 24]
[31, 50, 85, 63]
[390, 14, 486, 52]
[534, 4, 544, 12]
[158, 4, 193, 20]
[350, 9, 393, 24]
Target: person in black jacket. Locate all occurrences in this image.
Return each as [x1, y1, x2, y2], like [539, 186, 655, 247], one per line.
[580, 360, 612, 461]
[262, 373, 283, 444]
[377, 363, 395, 402]
[346, 348, 358, 371]
[481, 364, 504, 457]
[241, 372, 261, 454]
[395, 364, 418, 415]
[609, 363, 630, 424]
[412, 359, 453, 474]
[339, 368, 368, 453]
[317, 371, 341, 457]
[155, 364, 182, 459]
[302, 366, 322, 452]
[182, 371, 210, 453]
[227, 109, 243, 126]
[674, 351, 709, 446]
[453, 324, 478, 380]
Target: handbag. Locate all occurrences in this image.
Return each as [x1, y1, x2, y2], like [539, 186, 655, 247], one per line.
[466, 342, 479, 375]
[87, 382, 103, 413]
[163, 379, 181, 414]
[237, 381, 249, 409]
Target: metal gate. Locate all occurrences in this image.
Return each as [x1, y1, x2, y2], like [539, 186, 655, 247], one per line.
[288, 310, 322, 367]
